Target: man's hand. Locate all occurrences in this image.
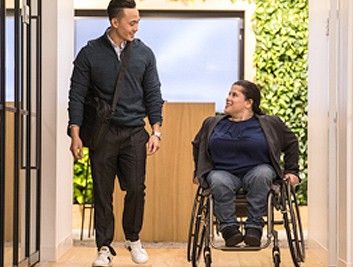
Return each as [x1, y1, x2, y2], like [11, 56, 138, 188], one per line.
[148, 123, 161, 155]
[147, 135, 160, 155]
[283, 173, 300, 186]
[70, 137, 83, 160]
[69, 125, 83, 160]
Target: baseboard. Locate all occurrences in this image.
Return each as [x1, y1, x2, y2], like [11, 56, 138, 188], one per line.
[40, 234, 73, 262]
[338, 258, 353, 267]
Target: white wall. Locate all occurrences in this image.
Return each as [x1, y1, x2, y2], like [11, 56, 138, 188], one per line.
[308, 0, 330, 255]
[41, 0, 74, 261]
[308, 0, 353, 266]
[336, 1, 353, 266]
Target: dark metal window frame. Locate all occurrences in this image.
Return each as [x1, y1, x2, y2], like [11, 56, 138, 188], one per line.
[0, 0, 41, 266]
[75, 9, 245, 80]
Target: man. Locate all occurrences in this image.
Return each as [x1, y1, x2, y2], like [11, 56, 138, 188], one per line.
[68, 0, 163, 266]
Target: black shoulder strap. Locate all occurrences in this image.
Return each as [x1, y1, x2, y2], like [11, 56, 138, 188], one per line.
[111, 41, 132, 111]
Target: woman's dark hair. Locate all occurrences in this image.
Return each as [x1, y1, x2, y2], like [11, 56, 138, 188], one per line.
[233, 80, 264, 115]
[107, 0, 136, 20]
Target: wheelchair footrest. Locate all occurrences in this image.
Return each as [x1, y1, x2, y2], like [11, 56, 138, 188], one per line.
[214, 244, 263, 252]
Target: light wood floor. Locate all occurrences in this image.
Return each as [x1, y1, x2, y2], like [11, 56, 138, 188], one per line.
[36, 206, 327, 267]
[37, 242, 326, 267]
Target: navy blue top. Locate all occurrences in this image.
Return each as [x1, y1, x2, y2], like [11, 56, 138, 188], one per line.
[208, 117, 271, 175]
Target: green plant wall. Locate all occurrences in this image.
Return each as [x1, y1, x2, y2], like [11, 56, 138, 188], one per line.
[73, 147, 93, 204]
[253, 0, 308, 204]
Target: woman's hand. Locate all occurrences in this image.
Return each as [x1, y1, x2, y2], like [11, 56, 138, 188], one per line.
[193, 176, 200, 185]
[283, 173, 300, 186]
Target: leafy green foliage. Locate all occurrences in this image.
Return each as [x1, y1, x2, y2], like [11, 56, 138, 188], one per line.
[253, 0, 308, 204]
[73, 147, 93, 204]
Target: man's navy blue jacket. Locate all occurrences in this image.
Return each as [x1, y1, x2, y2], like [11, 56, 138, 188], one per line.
[68, 32, 163, 127]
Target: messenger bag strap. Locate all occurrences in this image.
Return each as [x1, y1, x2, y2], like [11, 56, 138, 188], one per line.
[111, 41, 132, 112]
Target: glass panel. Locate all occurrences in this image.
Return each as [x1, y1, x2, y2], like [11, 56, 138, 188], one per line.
[137, 17, 241, 112]
[30, 115, 36, 168]
[18, 168, 26, 262]
[75, 16, 241, 112]
[5, 12, 15, 106]
[30, 169, 38, 254]
[30, 18, 37, 118]
[19, 0, 29, 259]
[21, 21, 28, 112]
[17, 99, 26, 264]
[30, 3, 39, 251]
[30, 18, 38, 172]
[31, 0, 38, 17]
[4, 110, 14, 267]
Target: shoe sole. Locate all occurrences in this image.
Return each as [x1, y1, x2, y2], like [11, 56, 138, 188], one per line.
[244, 235, 261, 247]
[225, 234, 243, 247]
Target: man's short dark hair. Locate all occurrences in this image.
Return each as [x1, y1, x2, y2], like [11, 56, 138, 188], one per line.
[107, 0, 136, 20]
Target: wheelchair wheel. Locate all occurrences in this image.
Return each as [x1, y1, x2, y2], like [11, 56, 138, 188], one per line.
[282, 182, 305, 266]
[187, 186, 209, 266]
[187, 186, 203, 262]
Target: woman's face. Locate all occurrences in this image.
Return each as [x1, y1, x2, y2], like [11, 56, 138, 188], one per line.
[224, 85, 252, 116]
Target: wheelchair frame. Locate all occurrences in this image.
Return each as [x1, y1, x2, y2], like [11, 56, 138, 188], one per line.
[187, 181, 305, 267]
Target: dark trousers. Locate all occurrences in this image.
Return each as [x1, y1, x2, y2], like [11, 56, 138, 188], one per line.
[89, 124, 149, 249]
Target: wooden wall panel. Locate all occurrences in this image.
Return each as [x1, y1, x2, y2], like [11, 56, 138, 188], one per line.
[113, 102, 215, 241]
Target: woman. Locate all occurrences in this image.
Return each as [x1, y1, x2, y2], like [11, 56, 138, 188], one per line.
[192, 80, 300, 247]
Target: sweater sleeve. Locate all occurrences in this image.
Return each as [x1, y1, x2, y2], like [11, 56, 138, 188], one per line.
[192, 117, 212, 179]
[142, 50, 163, 126]
[276, 116, 300, 176]
[68, 48, 91, 126]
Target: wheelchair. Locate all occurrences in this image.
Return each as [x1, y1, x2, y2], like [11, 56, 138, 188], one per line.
[187, 180, 305, 267]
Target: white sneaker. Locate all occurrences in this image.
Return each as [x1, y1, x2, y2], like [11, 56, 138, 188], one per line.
[125, 239, 149, 264]
[92, 246, 113, 267]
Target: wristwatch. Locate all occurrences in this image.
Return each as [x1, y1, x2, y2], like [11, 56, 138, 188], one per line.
[152, 131, 162, 140]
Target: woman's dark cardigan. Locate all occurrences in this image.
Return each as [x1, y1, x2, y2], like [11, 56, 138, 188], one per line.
[192, 114, 299, 187]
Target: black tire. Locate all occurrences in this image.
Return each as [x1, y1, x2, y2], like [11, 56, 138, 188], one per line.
[187, 186, 204, 262]
[289, 185, 305, 262]
[274, 254, 281, 267]
[187, 186, 209, 266]
[282, 182, 305, 266]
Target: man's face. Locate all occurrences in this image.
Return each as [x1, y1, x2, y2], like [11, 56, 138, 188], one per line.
[111, 8, 140, 42]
